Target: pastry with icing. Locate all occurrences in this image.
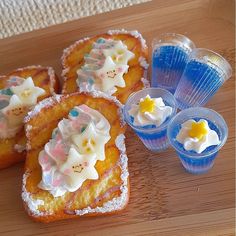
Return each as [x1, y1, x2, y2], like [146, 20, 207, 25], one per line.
[61, 29, 149, 104]
[22, 92, 129, 222]
[0, 66, 59, 169]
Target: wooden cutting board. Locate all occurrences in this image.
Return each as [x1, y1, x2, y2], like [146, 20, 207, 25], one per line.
[0, 0, 235, 235]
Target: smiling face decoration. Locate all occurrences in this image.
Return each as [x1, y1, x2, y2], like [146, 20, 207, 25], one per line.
[38, 105, 111, 197]
[95, 56, 128, 92]
[76, 38, 134, 95]
[0, 77, 46, 139]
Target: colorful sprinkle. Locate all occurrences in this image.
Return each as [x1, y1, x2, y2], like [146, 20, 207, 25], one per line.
[69, 109, 79, 117]
[81, 126, 87, 133]
[97, 38, 105, 44]
[52, 178, 62, 187]
[0, 88, 13, 96]
[88, 78, 94, 85]
[52, 128, 58, 139]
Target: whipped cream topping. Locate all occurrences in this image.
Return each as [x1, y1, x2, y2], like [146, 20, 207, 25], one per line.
[38, 105, 111, 197]
[77, 38, 134, 95]
[0, 77, 45, 139]
[176, 119, 220, 154]
[128, 95, 173, 127]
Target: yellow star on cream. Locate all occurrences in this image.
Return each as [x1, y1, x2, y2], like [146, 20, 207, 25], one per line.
[72, 122, 110, 161]
[139, 95, 155, 113]
[103, 41, 135, 65]
[2, 95, 28, 126]
[188, 121, 208, 140]
[95, 56, 128, 92]
[11, 77, 45, 106]
[59, 147, 98, 191]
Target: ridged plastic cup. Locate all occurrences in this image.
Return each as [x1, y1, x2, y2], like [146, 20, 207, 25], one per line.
[123, 88, 177, 152]
[152, 33, 196, 94]
[167, 107, 228, 174]
[174, 48, 232, 110]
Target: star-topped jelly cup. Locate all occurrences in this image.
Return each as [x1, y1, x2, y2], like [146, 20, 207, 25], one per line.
[123, 88, 177, 152]
[167, 107, 228, 174]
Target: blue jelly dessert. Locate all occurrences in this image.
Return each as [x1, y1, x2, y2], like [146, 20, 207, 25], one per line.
[152, 45, 190, 94]
[167, 107, 228, 174]
[174, 48, 232, 110]
[124, 88, 177, 152]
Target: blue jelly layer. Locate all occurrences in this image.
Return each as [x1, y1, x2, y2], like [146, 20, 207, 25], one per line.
[170, 118, 221, 155]
[152, 45, 189, 91]
[135, 128, 167, 140]
[130, 115, 171, 139]
[176, 60, 223, 102]
[179, 151, 217, 164]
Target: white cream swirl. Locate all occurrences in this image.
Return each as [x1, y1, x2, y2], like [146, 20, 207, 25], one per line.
[77, 38, 134, 95]
[0, 77, 45, 139]
[176, 119, 220, 154]
[38, 105, 111, 197]
[128, 95, 173, 127]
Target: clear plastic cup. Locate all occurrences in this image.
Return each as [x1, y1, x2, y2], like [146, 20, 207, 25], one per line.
[152, 33, 196, 94]
[167, 107, 228, 174]
[174, 48, 232, 110]
[123, 88, 177, 152]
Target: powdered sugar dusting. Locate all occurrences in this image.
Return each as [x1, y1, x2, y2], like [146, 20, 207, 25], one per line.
[139, 56, 149, 70]
[61, 37, 90, 68]
[14, 144, 26, 153]
[47, 67, 57, 94]
[138, 56, 150, 88]
[22, 172, 48, 216]
[141, 77, 150, 88]
[8, 65, 57, 94]
[24, 97, 56, 123]
[107, 29, 147, 49]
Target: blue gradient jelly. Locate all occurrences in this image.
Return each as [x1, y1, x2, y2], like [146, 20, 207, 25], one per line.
[174, 60, 224, 110]
[131, 116, 172, 152]
[152, 45, 190, 94]
[170, 119, 221, 174]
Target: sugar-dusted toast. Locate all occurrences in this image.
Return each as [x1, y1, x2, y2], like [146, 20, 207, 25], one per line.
[22, 92, 129, 223]
[0, 66, 59, 169]
[61, 29, 149, 104]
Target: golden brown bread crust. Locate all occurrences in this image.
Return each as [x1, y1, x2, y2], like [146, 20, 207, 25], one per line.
[0, 66, 60, 169]
[23, 92, 129, 223]
[61, 30, 149, 104]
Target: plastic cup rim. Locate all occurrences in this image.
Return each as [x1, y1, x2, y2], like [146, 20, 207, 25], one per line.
[190, 48, 232, 79]
[152, 33, 196, 51]
[167, 107, 228, 159]
[124, 88, 177, 133]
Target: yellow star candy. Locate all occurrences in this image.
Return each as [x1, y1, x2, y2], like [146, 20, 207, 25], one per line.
[139, 96, 155, 113]
[189, 121, 208, 140]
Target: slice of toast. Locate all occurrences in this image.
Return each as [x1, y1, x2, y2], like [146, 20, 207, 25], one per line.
[22, 92, 129, 223]
[61, 29, 149, 104]
[0, 65, 59, 169]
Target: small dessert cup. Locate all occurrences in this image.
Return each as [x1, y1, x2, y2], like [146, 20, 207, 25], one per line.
[123, 88, 177, 152]
[174, 48, 232, 110]
[152, 33, 195, 94]
[167, 107, 228, 174]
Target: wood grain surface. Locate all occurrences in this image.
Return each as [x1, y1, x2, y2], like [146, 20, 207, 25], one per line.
[0, 0, 235, 235]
